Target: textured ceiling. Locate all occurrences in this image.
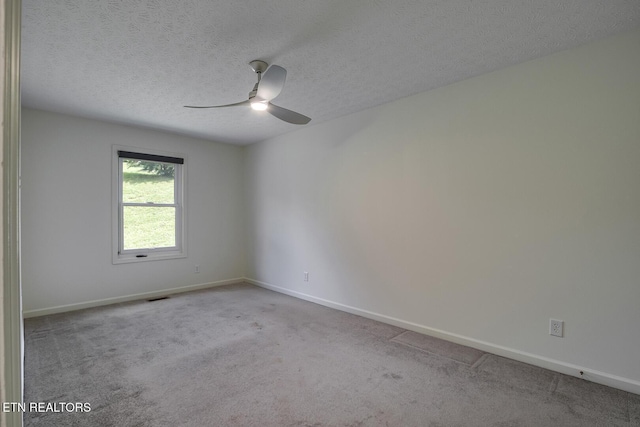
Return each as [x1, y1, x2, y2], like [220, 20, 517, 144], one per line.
[21, 1, 640, 145]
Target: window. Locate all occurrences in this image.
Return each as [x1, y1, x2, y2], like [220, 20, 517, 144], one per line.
[113, 147, 186, 263]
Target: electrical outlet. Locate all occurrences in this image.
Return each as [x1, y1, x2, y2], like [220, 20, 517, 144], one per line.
[304, 272, 309, 282]
[549, 319, 564, 337]
[194, 265, 200, 273]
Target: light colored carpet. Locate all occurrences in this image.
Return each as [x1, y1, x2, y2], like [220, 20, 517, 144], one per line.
[24, 283, 640, 426]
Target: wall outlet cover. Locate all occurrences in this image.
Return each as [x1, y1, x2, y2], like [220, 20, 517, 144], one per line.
[549, 319, 564, 337]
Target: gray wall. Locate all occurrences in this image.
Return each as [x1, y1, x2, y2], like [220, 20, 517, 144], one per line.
[244, 30, 640, 390]
[21, 109, 245, 313]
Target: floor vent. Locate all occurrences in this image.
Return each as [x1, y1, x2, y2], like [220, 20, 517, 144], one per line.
[147, 296, 169, 302]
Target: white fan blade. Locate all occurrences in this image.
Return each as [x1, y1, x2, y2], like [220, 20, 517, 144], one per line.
[256, 65, 286, 101]
[268, 103, 311, 125]
[184, 100, 249, 108]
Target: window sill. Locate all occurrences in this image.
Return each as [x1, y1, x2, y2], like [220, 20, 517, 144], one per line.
[112, 251, 186, 264]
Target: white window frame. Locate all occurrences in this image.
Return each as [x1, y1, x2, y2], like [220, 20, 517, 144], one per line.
[112, 145, 187, 264]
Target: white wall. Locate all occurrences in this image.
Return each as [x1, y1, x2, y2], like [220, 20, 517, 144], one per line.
[244, 29, 640, 391]
[21, 109, 245, 314]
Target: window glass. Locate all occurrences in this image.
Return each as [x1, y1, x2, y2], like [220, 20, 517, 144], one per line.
[122, 206, 176, 250]
[122, 159, 175, 204]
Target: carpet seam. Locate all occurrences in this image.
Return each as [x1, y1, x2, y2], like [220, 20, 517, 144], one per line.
[390, 336, 483, 367]
[470, 352, 491, 370]
[388, 330, 410, 341]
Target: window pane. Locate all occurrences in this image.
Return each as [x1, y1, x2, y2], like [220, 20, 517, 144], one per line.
[122, 159, 175, 204]
[123, 206, 176, 250]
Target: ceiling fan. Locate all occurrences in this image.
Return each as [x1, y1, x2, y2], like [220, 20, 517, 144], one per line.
[185, 60, 311, 125]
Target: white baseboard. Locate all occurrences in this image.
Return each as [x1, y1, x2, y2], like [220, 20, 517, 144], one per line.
[23, 278, 245, 318]
[245, 277, 640, 396]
